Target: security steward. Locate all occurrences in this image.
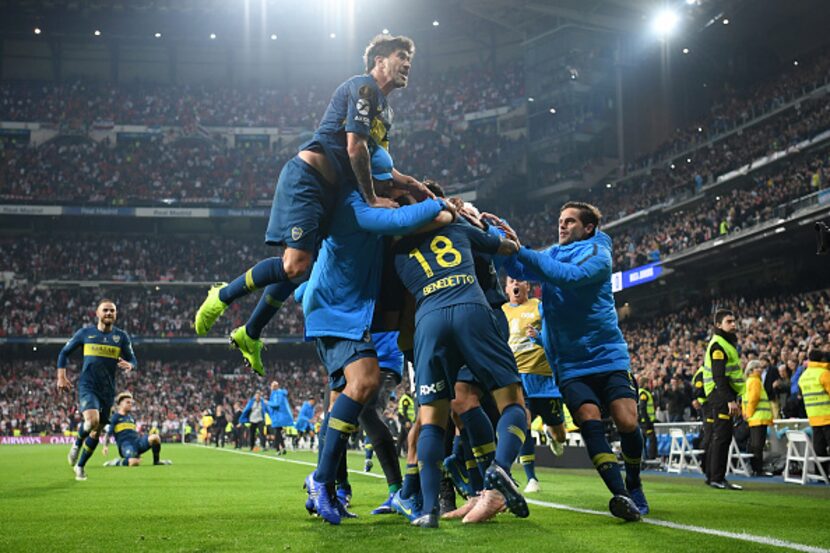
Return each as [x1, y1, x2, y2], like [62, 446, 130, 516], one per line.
[691, 365, 710, 472]
[742, 360, 773, 476]
[799, 338, 830, 473]
[638, 377, 657, 460]
[702, 308, 745, 490]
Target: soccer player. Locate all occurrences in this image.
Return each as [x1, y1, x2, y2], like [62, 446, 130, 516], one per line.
[502, 277, 567, 493]
[101, 392, 171, 466]
[58, 299, 137, 481]
[267, 380, 294, 455]
[500, 201, 648, 521]
[194, 34, 430, 375]
[392, 218, 526, 528]
[301, 145, 453, 525]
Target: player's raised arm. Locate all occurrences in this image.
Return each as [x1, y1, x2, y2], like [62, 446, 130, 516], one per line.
[352, 192, 448, 235]
[514, 243, 610, 289]
[56, 328, 84, 393]
[391, 168, 435, 200]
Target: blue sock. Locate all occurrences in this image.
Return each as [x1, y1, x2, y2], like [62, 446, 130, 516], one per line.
[220, 257, 288, 304]
[417, 424, 445, 515]
[75, 424, 89, 447]
[620, 428, 644, 491]
[365, 443, 373, 460]
[314, 395, 363, 485]
[581, 419, 627, 496]
[336, 455, 349, 490]
[316, 412, 330, 466]
[460, 407, 496, 478]
[77, 435, 99, 467]
[244, 282, 298, 339]
[401, 463, 420, 498]
[520, 429, 537, 481]
[118, 458, 130, 466]
[451, 434, 464, 459]
[495, 403, 527, 472]
[459, 433, 484, 493]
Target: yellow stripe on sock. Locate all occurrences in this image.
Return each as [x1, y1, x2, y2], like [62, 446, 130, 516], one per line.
[472, 442, 496, 458]
[622, 453, 641, 465]
[244, 268, 257, 292]
[264, 294, 282, 309]
[465, 460, 478, 470]
[508, 425, 526, 443]
[406, 466, 420, 475]
[327, 418, 357, 434]
[717, 413, 731, 420]
[591, 452, 617, 467]
[519, 454, 535, 464]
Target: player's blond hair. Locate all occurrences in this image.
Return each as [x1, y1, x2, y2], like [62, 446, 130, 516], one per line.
[116, 392, 133, 405]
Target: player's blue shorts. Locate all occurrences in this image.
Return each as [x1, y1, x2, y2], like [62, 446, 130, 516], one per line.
[521, 373, 561, 399]
[315, 333, 377, 391]
[119, 435, 151, 460]
[526, 397, 565, 426]
[414, 303, 520, 405]
[78, 381, 113, 426]
[559, 370, 638, 414]
[295, 419, 313, 433]
[265, 156, 337, 252]
[455, 307, 509, 386]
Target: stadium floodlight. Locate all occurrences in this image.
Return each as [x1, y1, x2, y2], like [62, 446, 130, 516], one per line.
[329, 32, 336, 39]
[94, 29, 101, 36]
[651, 9, 680, 37]
[793, 60, 799, 66]
[549, 108, 557, 114]
[722, 18, 729, 25]
[154, 32, 162, 38]
[528, 97, 534, 102]
[210, 33, 217, 40]
[697, 127, 703, 132]
[682, 47, 689, 54]
[270, 34, 277, 40]
[33, 27, 42, 34]
[382, 28, 390, 34]
[432, 20, 440, 26]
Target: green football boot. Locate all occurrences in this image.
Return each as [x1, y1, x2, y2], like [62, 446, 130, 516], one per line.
[194, 282, 228, 336]
[230, 326, 265, 376]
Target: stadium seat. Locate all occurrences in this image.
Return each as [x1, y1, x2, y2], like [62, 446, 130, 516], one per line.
[782, 430, 830, 485]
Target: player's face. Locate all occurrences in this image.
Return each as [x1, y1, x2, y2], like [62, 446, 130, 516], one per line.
[122, 398, 134, 413]
[382, 49, 411, 88]
[505, 277, 529, 304]
[97, 302, 117, 326]
[718, 315, 737, 334]
[558, 208, 593, 245]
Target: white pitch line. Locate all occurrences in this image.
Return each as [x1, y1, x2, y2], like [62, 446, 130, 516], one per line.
[190, 445, 830, 553]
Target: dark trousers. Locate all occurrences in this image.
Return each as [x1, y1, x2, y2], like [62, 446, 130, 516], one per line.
[233, 425, 243, 449]
[700, 403, 713, 475]
[641, 421, 657, 459]
[212, 428, 225, 448]
[748, 425, 767, 474]
[249, 421, 266, 449]
[706, 397, 733, 483]
[272, 427, 285, 451]
[814, 424, 830, 473]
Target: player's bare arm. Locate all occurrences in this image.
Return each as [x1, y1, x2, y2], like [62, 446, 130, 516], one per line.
[56, 368, 72, 393]
[391, 168, 434, 200]
[347, 133, 397, 208]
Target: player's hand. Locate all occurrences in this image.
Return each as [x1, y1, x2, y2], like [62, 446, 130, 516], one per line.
[367, 196, 400, 209]
[117, 358, 133, 373]
[692, 399, 701, 410]
[526, 326, 539, 339]
[102, 445, 109, 457]
[727, 401, 740, 417]
[57, 373, 72, 394]
[397, 177, 435, 200]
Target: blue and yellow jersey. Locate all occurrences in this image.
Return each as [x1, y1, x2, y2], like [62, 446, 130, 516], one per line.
[108, 411, 139, 447]
[57, 326, 136, 394]
[502, 299, 552, 376]
[393, 222, 502, 322]
[308, 74, 391, 180]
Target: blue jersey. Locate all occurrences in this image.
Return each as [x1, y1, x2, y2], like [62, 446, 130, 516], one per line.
[57, 326, 136, 396]
[474, 224, 508, 308]
[305, 75, 391, 182]
[302, 188, 444, 340]
[108, 411, 140, 447]
[393, 222, 502, 323]
[298, 401, 315, 421]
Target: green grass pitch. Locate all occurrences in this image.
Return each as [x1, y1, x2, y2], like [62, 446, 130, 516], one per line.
[0, 444, 828, 553]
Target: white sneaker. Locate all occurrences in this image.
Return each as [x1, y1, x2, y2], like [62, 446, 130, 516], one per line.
[74, 465, 87, 481]
[67, 443, 80, 466]
[524, 478, 541, 493]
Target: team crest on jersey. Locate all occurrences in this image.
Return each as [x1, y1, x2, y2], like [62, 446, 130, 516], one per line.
[356, 99, 371, 116]
[358, 84, 372, 98]
[291, 227, 304, 241]
[112, 335, 121, 343]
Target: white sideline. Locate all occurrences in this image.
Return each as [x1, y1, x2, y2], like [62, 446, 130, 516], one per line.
[189, 444, 830, 553]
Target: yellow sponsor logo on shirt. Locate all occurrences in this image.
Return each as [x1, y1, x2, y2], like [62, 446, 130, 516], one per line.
[83, 343, 121, 359]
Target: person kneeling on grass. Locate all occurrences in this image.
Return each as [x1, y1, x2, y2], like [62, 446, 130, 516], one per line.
[101, 392, 171, 467]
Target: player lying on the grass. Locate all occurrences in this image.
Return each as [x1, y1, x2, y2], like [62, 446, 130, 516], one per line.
[300, 145, 455, 526]
[101, 392, 171, 466]
[391, 206, 527, 528]
[194, 34, 431, 375]
[499, 201, 648, 521]
[58, 299, 137, 481]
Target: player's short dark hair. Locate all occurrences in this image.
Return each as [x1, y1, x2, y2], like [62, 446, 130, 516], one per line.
[714, 308, 734, 326]
[560, 201, 602, 233]
[423, 179, 445, 198]
[364, 34, 415, 72]
[98, 298, 116, 309]
[116, 392, 133, 404]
